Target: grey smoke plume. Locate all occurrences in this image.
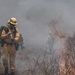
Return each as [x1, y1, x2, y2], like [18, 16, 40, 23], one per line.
[0, 0, 75, 74]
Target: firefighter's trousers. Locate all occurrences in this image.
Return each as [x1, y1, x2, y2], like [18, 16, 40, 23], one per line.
[2, 44, 16, 72]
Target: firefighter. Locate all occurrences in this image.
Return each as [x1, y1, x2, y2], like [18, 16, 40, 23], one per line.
[1, 17, 19, 75]
[46, 31, 55, 53]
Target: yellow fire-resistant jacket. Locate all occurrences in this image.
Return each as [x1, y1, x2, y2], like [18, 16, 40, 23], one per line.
[1, 27, 19, 43]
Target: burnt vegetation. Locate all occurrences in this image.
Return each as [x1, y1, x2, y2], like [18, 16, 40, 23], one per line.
[0, 20, 75, 75]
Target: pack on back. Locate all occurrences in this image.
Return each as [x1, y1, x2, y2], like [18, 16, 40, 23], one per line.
[0, 26, 9, 46]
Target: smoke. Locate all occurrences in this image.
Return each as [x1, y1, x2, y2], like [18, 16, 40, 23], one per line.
[15, 0, 75, 50]
[0, 0, 75, 74]
[0, 0, 75, 49]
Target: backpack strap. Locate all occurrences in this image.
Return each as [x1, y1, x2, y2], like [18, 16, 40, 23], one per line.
[3, 26, 9, 33]
[13, 27, 16, 38]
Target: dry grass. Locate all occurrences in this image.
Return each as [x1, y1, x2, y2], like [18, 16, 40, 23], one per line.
[0, 20, 75, 75]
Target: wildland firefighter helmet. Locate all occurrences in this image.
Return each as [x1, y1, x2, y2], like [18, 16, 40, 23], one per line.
[8, 17, 17, 26]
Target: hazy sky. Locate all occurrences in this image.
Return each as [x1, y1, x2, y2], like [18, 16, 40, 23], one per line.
[0, 0, 75, 49]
